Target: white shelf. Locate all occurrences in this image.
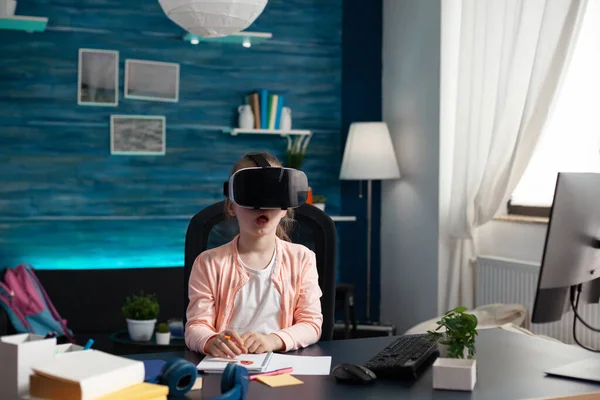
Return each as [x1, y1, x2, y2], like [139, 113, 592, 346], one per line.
[331, 216, 356, 222]
[0, 16, 48, 32]
[223, 128, 312, 137]
[184, 31, 272, 46]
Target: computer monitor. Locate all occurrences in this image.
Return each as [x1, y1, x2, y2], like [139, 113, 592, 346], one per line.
[531, 173, 600, 383]
[532, 172, 600, 325]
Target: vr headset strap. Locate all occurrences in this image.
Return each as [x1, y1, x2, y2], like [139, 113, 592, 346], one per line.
[245, 153, 271, 168]
[223, 153, 272, 197]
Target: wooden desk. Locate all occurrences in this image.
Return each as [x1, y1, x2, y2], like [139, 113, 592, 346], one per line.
[126, 328, 600, 399]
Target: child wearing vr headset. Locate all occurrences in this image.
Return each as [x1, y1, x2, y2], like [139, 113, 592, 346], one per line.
[185, 152, 323, 357]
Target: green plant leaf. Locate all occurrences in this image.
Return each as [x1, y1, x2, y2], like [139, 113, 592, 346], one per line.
[122, 291, 159, 320]
[436, 306, 478, 359]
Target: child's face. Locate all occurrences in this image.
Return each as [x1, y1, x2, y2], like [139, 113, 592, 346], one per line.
[228, 203, 288, 239]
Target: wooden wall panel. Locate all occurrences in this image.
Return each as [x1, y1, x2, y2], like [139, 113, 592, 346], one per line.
[0, 0, 342, 269]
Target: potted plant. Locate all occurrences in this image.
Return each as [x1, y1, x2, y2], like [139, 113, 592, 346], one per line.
[312, 195, 326, 211]
[286, 135, 311, 169]
[428, 306, 478, 391]
[121, 291, 159, 342]
[155, 322, 171, 345]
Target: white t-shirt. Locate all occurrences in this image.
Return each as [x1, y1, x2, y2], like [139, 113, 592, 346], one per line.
[228, 248, 282, 335]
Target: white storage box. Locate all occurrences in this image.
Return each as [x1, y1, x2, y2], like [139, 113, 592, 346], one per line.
[433, 357, 477, 391]
[0, 334, 57, 400]
[56, 343, 84, 353]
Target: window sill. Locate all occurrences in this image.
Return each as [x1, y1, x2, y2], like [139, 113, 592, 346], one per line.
[493, 214, 549, 225]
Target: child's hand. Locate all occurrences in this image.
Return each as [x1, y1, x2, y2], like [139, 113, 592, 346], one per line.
[206, 330, 247, 358]
[242, 331, 284, 353]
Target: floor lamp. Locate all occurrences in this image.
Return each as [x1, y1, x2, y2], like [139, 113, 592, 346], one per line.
[339, 122, 401, 321]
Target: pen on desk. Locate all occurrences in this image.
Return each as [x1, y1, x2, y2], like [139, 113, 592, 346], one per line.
[249, 367, 294, 381]
[83, 339, 94, 350]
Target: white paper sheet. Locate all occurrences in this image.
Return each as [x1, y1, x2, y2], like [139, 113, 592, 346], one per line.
[265, 354, 332, 376]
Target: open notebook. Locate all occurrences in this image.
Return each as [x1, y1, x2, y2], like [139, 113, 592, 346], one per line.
[197, 353, 274, 373]
[197, 353, 332, 375]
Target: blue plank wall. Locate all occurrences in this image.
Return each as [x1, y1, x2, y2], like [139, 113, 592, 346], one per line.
[340, 0, 383, 323]
[0, 0, 343, 270]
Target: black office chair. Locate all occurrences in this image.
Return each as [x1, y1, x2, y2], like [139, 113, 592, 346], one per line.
[183, 200, 337, 342]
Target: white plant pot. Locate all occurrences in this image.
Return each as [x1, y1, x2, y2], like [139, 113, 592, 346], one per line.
[155, 332, 171, 345]
[313, 203, 325, 211]
[126, 319, 156, 342]
[433, 358, 477, 391]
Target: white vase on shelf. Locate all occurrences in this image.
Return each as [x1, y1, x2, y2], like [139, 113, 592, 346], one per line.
[0, 0, 17, 16]
[280, 107, 292, 130]
[238, 105, 254, 129]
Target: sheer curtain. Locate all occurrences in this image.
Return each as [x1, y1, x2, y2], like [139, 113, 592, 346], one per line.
[511, 0, 600, 207]
[440, 0, 589, 312]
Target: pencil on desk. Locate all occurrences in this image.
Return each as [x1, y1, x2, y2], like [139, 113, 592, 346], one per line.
[224, 335, 245, 343]
[249, 367, 294, 381]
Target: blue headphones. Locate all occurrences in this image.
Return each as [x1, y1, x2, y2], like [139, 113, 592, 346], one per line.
[210, 363, 249, 400]
[158, 358, 199, 397]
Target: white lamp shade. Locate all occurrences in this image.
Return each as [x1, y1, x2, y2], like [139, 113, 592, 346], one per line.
[339, 122, 401, 180]
[158, 0, 268, 38]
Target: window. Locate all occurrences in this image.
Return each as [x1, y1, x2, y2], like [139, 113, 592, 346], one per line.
[509, 2, 600, 216]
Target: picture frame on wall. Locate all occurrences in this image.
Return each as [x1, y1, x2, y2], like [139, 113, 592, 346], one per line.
[78, 49, 119, 106]
[124, 59, 180, 102]
[110, 115, 166, 156]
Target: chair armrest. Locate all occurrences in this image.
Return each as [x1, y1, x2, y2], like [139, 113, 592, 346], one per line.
[0, 306, 10, 336]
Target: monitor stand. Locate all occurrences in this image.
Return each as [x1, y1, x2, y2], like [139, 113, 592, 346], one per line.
[546, 359, 600, 383]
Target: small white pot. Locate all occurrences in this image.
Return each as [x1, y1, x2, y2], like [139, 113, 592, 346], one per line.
[155, 332, 171, 345]
[433, 358, 477, 391]
[313, 203, 325, 211]
[126, 319, 156, 342]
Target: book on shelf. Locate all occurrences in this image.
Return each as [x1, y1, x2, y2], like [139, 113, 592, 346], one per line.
[249, 92, 261, 129]
[246, 90, 286, 131]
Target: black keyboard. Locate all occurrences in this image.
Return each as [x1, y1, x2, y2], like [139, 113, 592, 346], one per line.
[364, 333, 441, 379]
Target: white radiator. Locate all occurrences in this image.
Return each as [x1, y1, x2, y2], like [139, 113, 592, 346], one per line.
[476, 256, 600, 349]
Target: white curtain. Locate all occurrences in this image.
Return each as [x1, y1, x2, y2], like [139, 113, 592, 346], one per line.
[440, 0, 589, 312]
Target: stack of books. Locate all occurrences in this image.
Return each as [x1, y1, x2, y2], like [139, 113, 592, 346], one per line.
[28, 350, 169, 400]
[246, 89, 285, 130]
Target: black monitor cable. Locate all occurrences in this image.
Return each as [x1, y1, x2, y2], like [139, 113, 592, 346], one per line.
[570, 285, 600, 352]
[570, 285, 600, 332]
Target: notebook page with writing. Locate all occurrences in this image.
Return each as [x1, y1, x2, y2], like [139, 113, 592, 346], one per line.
[197, 352, 273, 373]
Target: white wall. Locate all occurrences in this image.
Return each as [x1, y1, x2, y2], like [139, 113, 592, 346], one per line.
[438, 0, 461, 314]
[477, 220, 547, 264]
[381, 0, 441, 333]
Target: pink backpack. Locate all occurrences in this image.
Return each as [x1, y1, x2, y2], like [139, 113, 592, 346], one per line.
[0, 263, 74, 342]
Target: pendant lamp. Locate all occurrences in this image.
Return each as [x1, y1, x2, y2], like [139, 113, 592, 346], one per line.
[158, 0, 268, 38]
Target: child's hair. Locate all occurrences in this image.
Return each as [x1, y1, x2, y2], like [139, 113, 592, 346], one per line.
[225, 152, 294, 242]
